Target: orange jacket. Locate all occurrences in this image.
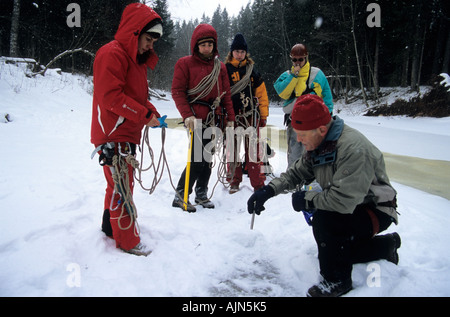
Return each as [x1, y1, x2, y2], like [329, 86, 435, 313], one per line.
[226, 57, 269, 120]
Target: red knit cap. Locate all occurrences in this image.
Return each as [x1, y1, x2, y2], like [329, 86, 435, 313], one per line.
[291, 94, 331, 131]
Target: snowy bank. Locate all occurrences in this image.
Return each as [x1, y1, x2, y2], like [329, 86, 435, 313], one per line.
[1, 61, 449, 299]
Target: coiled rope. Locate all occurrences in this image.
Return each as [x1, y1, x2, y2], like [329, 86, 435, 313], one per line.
[110, 152, 140, 236]
[187, 56, 221, 104]
[230, 63, 254, 97]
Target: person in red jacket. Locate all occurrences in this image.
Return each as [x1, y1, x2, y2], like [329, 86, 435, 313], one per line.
[171, 23, 235, 212]
[90, 3, 164, 256]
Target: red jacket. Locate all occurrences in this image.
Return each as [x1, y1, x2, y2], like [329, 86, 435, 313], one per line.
[90, 3, 161, 146]
[171, 24, 235, 123]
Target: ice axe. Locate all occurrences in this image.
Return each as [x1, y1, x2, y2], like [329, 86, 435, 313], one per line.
[183, 129, 193, 211]
[250, 200, 264, 230]
[250, 209, 256, 230]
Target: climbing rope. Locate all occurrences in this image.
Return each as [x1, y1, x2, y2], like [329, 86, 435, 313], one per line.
[136, 126, 198, 209]
[109, 150, 140, 236]
[187, 56, 221, 104]
[230, 63, 254, 97]
[135, 126, 174, 194]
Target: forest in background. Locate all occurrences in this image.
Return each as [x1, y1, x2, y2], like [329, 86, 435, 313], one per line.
[1, 0, 449, 104]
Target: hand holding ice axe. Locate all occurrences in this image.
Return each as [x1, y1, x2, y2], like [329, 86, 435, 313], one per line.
[247, 185, 275, 229]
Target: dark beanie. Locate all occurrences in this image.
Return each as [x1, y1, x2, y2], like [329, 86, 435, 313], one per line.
[230, 33, 248, 52]
[291, 95, 331, 131]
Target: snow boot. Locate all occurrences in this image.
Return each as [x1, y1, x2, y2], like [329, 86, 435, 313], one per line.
[385, 232, 401, 265]
[195, 187, 214, 208]
[229, 184, 239, 194]
[123, 242, 152, 256]
[195, 196, 215, 208]
[307, 278, 352, 297]
[101, 209, 113, 238]
[172, 195, 196, 212]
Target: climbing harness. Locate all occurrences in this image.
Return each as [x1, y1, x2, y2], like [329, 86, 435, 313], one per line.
[91, 142, 140, 235]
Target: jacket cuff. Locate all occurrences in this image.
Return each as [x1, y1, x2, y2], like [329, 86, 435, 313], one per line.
[146, 110, 161, 119]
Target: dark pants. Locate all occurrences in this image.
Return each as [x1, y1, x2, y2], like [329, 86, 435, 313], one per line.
[176, 161, 211, 198]
[176, 128, 213, 199]
[312, 205, 395, 282]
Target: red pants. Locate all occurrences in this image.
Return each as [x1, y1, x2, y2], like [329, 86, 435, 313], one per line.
[227, 135, 265, 190]
[228, 161, 265, 190]
[103, 163, 140, 251]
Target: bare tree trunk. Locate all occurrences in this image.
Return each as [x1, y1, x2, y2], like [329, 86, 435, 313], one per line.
[401, 47, 409, 87]
[442, 31, 450, 74]
[432, 16, 447, 76]
[9, 0, 21, 57]
[275, 1, 291, 70]
[410, 43, 419, 91]
[340, 0, 350, 104]
[365, 30, 380, 103]
[410, 5, 423, 92]
[373, 30, 380, 101]
[416, 27, 427, 93]
[349, 0, 368, 107]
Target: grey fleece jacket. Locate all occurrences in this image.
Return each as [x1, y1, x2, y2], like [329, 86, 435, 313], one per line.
[269, 116, 398, 223]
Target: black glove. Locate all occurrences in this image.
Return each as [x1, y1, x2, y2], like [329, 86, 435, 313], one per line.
[247, 185, 275, 215]
[292, 190, 312, 212]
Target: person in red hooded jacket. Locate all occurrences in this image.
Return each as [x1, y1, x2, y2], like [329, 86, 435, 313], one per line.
[90, 3, 164, 256]
[171, 23, 235, 212]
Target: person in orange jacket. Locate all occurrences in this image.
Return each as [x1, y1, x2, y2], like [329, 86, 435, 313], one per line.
[225, 33, 269, 193]
[90, 3, 165, 256]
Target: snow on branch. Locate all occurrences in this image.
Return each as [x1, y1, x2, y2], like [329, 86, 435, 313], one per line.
[148, 86, 169, 101]
[30, 48, 95, 77]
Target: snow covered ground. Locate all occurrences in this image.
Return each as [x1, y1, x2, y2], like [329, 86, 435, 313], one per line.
[1, 60, 450, 298]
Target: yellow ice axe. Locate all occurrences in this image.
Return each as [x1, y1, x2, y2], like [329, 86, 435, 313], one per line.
[183, 129, 193, 211]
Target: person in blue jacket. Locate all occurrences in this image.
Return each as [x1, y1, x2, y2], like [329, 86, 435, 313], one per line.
[274, 43, 333, 167]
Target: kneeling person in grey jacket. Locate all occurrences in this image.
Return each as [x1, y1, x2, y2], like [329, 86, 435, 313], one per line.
[247, 94, 400, 297]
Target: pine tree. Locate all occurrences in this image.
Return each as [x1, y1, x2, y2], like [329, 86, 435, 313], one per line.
[149, 0, 176, 90]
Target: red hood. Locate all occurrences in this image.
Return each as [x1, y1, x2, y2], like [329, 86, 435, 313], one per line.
[114, 3, 162, 69]
[190, 23, 218, 56]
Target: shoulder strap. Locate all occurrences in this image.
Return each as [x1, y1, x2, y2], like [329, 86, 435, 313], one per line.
[302, 67, 319, 95]
[230, 63, 254, 97]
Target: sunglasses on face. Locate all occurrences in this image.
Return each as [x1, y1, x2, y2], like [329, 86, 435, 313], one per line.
[291, 57, 305, 63]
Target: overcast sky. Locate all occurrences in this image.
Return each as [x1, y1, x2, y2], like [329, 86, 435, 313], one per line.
[166, 0, 253, 22]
